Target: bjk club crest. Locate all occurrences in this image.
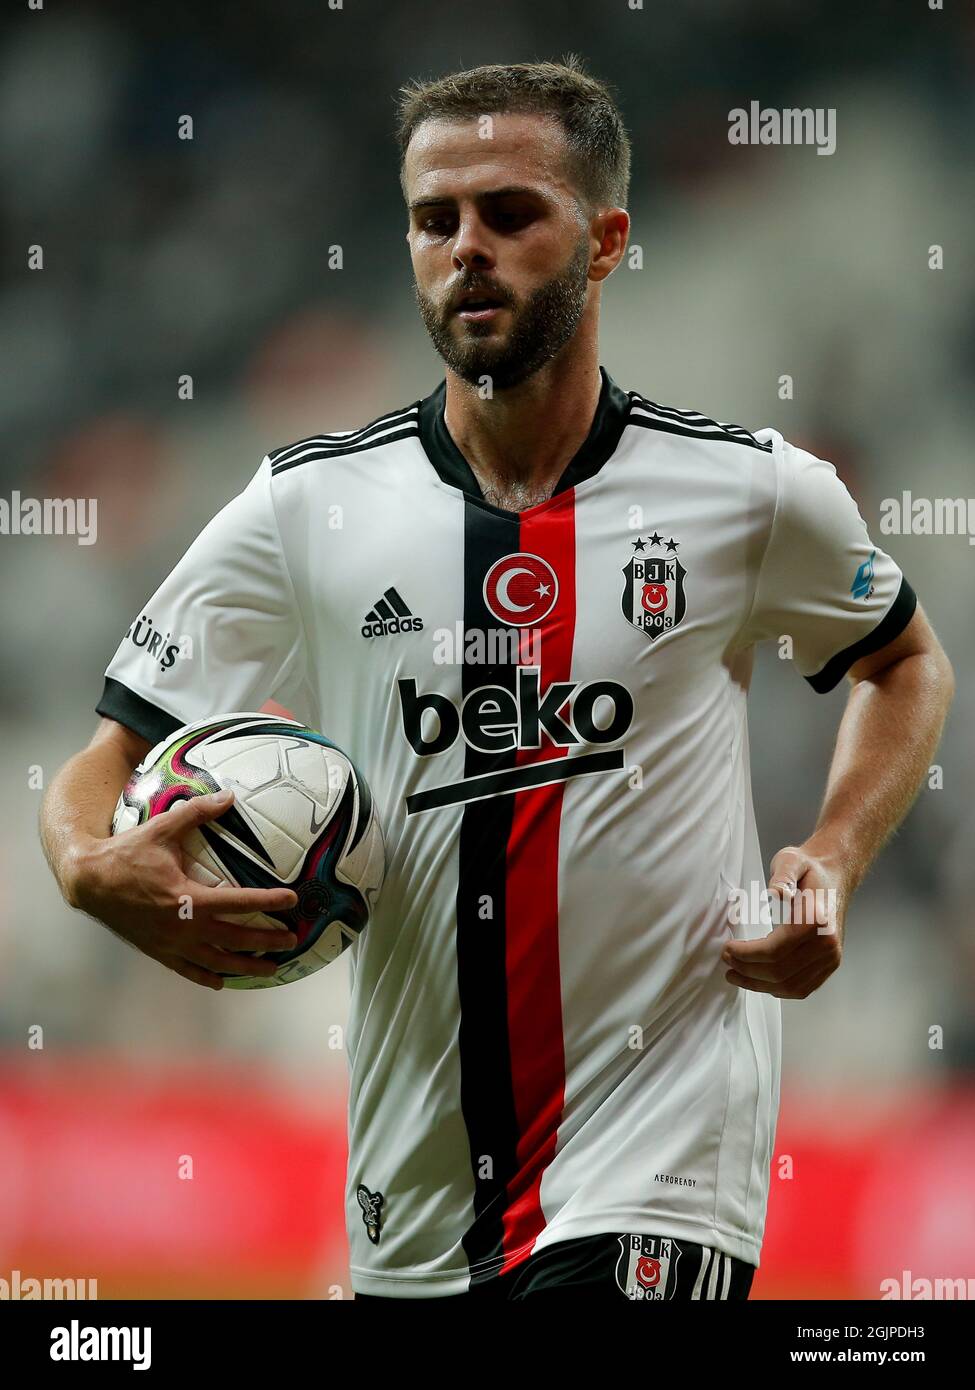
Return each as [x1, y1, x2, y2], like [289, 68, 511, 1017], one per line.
[615, 1234, 681, 1301]
[622, 534, 686, 641]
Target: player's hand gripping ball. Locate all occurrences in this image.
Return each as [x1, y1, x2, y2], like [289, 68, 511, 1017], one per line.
[112, 714, 385, 987]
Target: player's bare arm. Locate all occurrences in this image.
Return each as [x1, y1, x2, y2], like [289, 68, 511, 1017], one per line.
[724, 603, 954, 1000]
[40, 717, 299, 989]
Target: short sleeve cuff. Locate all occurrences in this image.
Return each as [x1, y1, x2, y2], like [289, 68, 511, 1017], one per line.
[96, 677, 184, 747]
[805, 576, 918, 694]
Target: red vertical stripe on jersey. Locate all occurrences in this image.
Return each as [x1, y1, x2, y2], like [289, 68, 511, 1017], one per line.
[499, 490, 576, 1273]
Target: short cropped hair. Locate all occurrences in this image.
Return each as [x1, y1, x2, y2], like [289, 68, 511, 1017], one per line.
[395, 54, 631, 212]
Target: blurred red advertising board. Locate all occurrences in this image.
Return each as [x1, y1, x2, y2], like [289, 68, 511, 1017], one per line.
[0, 1056, 348, 1298]
[1, 1059, 972, 1300]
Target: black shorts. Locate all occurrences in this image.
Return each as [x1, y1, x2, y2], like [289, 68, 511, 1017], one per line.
[354, 1232, 756, 1302]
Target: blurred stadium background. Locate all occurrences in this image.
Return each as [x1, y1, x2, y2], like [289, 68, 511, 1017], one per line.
[2, 0, 973, 1299]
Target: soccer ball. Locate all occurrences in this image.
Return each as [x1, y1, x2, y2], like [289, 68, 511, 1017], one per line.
[112, 713, 386, 988]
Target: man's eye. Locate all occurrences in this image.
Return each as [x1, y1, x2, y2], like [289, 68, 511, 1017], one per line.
[492, 207, 532, 229]
[423, 217, 452, 235]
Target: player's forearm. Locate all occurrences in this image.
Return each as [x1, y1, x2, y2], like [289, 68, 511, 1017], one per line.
[40, 739, 142, 907]
[804, 650, 954, 895]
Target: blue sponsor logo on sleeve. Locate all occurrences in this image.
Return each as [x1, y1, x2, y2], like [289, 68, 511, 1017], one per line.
[851, 550, 876, 600]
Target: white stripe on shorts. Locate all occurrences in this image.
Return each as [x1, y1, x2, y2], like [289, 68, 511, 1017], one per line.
[706, 1250, 722, 1300]
[691, 1247, 710, 1299]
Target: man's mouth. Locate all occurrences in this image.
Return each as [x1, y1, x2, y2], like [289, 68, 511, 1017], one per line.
[454, 293, 507, 322]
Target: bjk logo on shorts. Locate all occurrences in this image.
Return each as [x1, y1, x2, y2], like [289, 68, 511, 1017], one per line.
[615, 1234, 681, 1300]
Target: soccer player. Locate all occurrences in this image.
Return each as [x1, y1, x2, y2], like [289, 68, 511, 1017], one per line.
[42, 58, 953, 1302]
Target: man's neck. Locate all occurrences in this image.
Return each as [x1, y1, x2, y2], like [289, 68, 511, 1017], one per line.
[442, 355, 603, 512]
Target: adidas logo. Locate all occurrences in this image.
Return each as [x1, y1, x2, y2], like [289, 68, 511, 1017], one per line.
[362, 587, 424, 639]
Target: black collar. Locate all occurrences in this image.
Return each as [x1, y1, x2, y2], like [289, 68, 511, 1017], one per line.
[416, 365, 632, 511]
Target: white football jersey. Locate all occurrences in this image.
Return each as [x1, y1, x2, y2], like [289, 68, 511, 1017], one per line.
[98, 368, 915, 1296]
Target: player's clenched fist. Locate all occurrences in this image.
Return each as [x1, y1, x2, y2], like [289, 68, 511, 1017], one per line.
[722, 844, 847, 1000]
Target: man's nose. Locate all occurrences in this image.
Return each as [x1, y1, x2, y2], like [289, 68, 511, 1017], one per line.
[451, 214, 495, 272]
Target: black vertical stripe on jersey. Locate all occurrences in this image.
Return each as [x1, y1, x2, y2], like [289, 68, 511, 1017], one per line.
[456, 499, 522, 1286]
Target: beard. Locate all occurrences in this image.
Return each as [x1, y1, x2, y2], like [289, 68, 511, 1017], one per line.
[413, 232, 592, 391]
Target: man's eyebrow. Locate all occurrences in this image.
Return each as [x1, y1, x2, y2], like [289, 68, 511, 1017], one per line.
[409, 184, 542, 212]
